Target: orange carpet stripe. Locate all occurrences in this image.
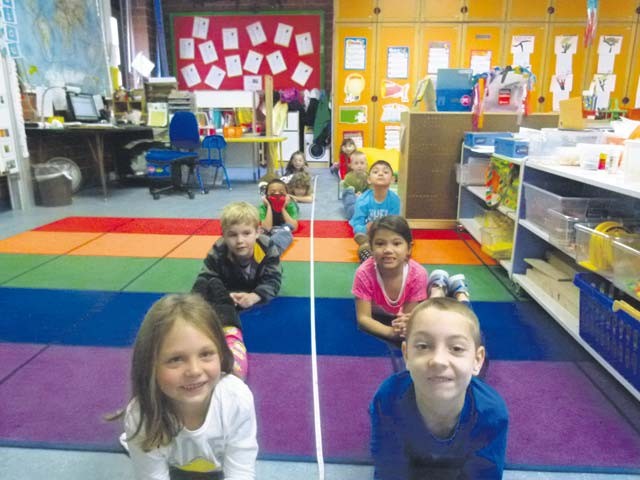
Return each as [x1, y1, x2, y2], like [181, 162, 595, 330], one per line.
[166, 235, 220, 259]
[0, 231, 103, 255]
[67, 233, 190, 258]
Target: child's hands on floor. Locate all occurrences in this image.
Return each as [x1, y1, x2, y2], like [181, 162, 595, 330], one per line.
[391, 311, 410, 339]
[230, 292, 261, 309]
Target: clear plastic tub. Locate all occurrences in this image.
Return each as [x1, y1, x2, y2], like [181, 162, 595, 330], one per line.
[612, 238, 640, 301]
[575, 222, 640, 279]
[522, 183, 596, 230]
[456, 159, 489, 185]
[481, 219, 514, 260]
[528, 128, 604, 161]
[545, 209, 584, 249]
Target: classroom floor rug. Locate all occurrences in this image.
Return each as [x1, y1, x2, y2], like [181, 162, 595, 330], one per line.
[1, 217, 640, 473]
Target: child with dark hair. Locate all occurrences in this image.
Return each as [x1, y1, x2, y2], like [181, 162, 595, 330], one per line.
[350, 160, 401, 262]
[352, 215, 427, 352]
[331, 137, 356, 178]
[284, 150, 308, 176]
[259, 178, 299, 255]
[370, 298, 508, 479]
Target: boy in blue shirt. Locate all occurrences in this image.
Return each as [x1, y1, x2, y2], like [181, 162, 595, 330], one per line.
[349, 160, 401, 262]
[370, 297, 508, 479]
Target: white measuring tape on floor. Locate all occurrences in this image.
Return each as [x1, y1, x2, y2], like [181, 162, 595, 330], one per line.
[308, 174, 325, 479]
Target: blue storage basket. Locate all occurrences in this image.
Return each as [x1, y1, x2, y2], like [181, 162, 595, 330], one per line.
[574, 272, 640, 390]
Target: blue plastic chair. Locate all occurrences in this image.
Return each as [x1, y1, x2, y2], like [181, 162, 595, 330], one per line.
[146, 111, 200, 199]
[196, 134, 231, 192]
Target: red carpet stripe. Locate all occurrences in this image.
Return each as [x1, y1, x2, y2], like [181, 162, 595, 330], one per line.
[111, 217, 209, 235]
[33, 216, 133, 233]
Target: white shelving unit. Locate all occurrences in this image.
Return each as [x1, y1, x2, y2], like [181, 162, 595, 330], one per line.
[456, 143, 524, 276]
[512, 160, 640, 401]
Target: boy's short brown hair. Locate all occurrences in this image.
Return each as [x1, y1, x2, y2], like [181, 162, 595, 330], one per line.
[406, 297, 482, 347]
[220, 202, 260, 232]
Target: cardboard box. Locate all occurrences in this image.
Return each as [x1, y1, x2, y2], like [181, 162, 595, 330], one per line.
[436, 69, 473, 112]
[464, 131, 513, 147]
[494, 136, 529, 158]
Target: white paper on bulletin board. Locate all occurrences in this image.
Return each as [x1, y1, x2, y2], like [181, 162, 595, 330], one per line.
[244, 75, 263, 92]
[387, 46, 409, 79]
[192, 17, 209, 39]
[427, 42, 449, 75]
[274, 23, 293, 47]
[295, 32, 314, 56]
[344, 37, 366, 70]
[205, 65, 226, 89]
[198, 41, 218, 64]
[222, 28, 239, 50]
[243, 50, 263, 74]
[179, 38, 195, 59]
[181, 64, 201, 87]
[291, 61, 313, 86]
[246, 21, 267, 46]
[225, 55, 243, 78]
[266, 50, 287, 75]
[597, 54, 615, 74]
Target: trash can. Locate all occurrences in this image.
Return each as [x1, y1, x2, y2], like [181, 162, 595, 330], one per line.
[33, 164, 72, 206]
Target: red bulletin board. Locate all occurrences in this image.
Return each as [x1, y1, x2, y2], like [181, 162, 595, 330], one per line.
[170, 12, 323, 91]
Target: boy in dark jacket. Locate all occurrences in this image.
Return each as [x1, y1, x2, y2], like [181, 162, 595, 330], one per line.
[192, 201, 282, 380]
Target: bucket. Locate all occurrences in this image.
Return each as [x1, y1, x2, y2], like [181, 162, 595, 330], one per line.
[623, 139, 640, 182]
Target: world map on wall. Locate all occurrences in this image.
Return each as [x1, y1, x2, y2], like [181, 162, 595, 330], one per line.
[15, 0, 111, 95]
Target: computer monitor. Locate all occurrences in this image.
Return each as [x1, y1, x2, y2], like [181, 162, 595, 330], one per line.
[67, 93, 100, 122]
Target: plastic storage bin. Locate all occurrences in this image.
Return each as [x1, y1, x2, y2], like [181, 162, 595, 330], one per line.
[522, 182, 612, 232]
[464, 132, 512, 147]
[575, 222, 640, 279]
[456, 160, 490, 185]
[480, 217, 514, 260]
[32, 164, 72, 206]
[574, 272, 640, 390]
[612, 238, 640, 301]
[494, 137, 529, 158]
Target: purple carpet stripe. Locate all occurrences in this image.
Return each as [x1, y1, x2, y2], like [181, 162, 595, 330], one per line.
[486, 361, 640, 468]
[246, 353, 315, 457]
[0, 343, 47, 381]
[0, 345, 130, 447]
[318, 355, 391, 461]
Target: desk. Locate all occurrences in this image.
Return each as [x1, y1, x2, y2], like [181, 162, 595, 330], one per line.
[224, 135, 286, 181]
[26, 125, 154, 200]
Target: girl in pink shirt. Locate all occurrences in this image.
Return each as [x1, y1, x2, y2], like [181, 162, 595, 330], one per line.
[352, 216, 428, 346]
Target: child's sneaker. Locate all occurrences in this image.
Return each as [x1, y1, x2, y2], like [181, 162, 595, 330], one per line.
[258, 181, 268, 196]
[358, 245, 372, 263]
[428, 269, 449, 297]
[448, 274, 470, 302]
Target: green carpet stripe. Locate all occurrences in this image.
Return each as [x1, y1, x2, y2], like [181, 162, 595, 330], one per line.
[4, 256, 158, 291]
[0, 254, 59, 285]
[124, 258, 202, 293]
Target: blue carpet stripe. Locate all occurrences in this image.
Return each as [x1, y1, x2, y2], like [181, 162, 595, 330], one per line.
[0, 288, 588, 361]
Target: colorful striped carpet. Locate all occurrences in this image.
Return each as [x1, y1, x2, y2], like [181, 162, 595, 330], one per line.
[1, 216, 640, 473]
